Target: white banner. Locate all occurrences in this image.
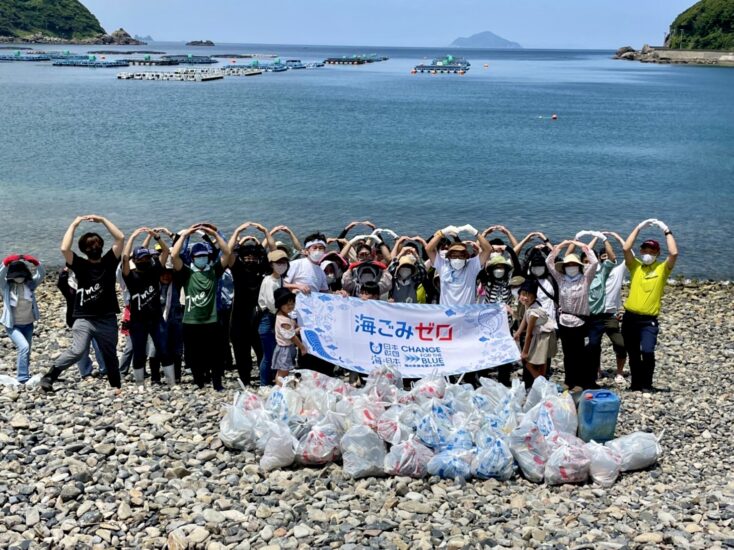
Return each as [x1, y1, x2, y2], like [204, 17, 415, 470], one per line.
[295, 293, 520, 378]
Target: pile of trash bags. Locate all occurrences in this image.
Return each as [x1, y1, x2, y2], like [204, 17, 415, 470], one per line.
[219, 368, 662, 485]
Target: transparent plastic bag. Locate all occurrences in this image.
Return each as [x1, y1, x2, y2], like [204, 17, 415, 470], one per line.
[443, 384, 475, 415]
[474, 416, 505, 449]
[260, 425, 297, 472]
[341, 425, 387, 479]
[585, 441, 622, 487]
[265, 387, 303, 422]
[605, 432, 661, 472]
[383, 437, 435, 478]
[364, 364, 403, 403]
[376, 406, 411, 446]
[296, 422, 341, 465]
[410, 374, 447, 403]
[416, 400, 453, 449]
[348, 395, 385, 430]
[0, 374, 20, 387]
[219, 401, 268, 451]
[531, 393, 578, 436]
[523, 375, 549, 413]
[443, 426, 474, 451]
[472, 436, 514, 481]
[427, 449, 475, 480]
[509, 423, 548, 483]
[476, 377, 509, 412]
[544, 443, 591, 485]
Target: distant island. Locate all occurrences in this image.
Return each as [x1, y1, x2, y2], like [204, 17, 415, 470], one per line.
[187, 40, 215, 47]
[134, 34, 154, 43]
[450, 31, 522, 49]
[0, 0, 145, 44]
[615, 0, 734, 66]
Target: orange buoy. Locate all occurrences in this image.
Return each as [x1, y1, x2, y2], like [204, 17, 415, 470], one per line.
[459, 70, 465, 75]
[411, 69, 417, 74]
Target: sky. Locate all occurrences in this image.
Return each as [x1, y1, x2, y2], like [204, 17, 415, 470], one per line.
[83, 0, 696, 49]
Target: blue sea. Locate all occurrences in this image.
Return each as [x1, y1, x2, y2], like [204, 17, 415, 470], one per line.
[0, 43, 732, 278]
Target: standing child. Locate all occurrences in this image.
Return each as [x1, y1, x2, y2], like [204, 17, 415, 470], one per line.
[272, 288, 306, 385]
[515, 280, 557, 386]
[0, 255, 45, 384]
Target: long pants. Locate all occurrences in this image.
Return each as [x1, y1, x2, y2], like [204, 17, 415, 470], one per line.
[558, 324, 589, 389]
[118, 336, 133, 375]
[258, 312, 276, 387]
[230, 308, 262, 386]
[218, 308, 234, 369]
[129, 318, 170, 381]
[622, 311, 659, 389]
[183, 322, 223, 389]
[6, 323, 34, 383]
[47, 316, 121, 388]
[150, 316, 184, 382]
[587, 313, 627, 376]
[77, 338, 106, 377]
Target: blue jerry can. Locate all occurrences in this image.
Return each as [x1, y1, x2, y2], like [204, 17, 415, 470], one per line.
[577, 390, 620, 443]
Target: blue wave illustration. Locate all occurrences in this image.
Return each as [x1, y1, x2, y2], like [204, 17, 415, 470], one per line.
[303, 329, 337, 361]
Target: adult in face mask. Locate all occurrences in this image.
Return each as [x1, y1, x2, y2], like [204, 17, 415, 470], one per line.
[426, 224, 493, 307]
[388, 252, 427, 303]
[1, 254, 46, 384]
[120, 228, 172, 388]
[227, 222, 275, 386]
[622, 219, 678, 392]
[546, 240, 598, 391]
[284, 232, 331, 295]
[41, 215, 125, 393]
[172, 224, 232, 391]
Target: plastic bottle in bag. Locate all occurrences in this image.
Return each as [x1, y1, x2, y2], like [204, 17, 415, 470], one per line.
[384, 437, 435, 478]
[427, 449, 474, 480]
[296, 422, 341, 465]
[472, 436, 514, 481]
[509, 423, 548, 483]
[341, 425, 387, 479]
[585, 441, 622, 487]
[605, 432, 661, 472]
[376, 406, 411, 446]
[544, 441, 591, 485]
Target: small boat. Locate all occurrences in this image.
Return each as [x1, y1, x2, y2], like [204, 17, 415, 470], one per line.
[414, 55, 471, 74]
[305, 61, 324, 69]
[285, 59, 306, 69]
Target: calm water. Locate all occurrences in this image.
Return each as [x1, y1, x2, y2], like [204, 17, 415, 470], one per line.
[0, 43, 732, 278]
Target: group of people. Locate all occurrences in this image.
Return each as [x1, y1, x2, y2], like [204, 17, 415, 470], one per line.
[0, 215, 678, 394]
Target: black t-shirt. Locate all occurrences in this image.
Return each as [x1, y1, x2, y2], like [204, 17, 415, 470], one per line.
[230, 260, 265, 314]
[69, 250, 120, 319]
[123, 258, 164, 321]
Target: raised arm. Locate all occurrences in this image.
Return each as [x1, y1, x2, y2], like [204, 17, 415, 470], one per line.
[546, 241, 571, 276]
[474, 227, 493, 265]
[200, 226, 231, 268]
[485, 225, 519, 248]
[122, 227, 147, 277]
[650, 220, 678, 271]
[623, 219, 655, 269]
[514, 231, 550, 255]
[152, 229, 170, 267]
[89, 215, 125, 258]
[171, 227, 195, 271]
[61, 216, 84, 265]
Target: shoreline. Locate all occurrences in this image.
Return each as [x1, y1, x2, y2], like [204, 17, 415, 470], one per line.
[615, 45, 734, 66]
[0, 279, 732, 548]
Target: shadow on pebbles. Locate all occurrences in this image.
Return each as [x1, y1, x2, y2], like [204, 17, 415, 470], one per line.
[0, 281, 733, 549]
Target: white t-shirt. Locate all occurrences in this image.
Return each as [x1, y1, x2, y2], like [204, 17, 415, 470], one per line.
[536, 277, 557, 322]
[258, 275, 283, 314]
[604, 262, 626, 313]
[434, 254, 482, 307]
[284, 258, 328, 293]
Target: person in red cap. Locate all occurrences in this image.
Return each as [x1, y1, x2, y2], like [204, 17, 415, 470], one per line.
[622, 218, 678, 392]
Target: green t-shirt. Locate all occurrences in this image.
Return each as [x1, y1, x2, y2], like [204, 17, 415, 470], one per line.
[588, 260, 614, 315]
[179, 263, 224, 324]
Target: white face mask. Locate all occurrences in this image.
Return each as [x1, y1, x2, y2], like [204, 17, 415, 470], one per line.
[13, 277, 26, 284]
[489, 252, 501, 259]
[511, 288, 519, 298]
[565, 266, 580, 277]
[273, 263, 288, 275]
[641, 254, 656, 266]
[439, 250, 448, 260]
[398, 267, 412, 280]
[309, 250, 325, 263]
[493, 268, 506, 279]
[450, 259, 466, 270]
[326, 274, 336, 284]
[288, 311, 298, 319]
[531, 266, 545, 277]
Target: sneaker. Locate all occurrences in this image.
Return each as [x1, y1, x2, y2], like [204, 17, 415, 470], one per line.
[643, 386, 671, 394]
[615, 374, 626, 385]
[40, 376, 54, 392]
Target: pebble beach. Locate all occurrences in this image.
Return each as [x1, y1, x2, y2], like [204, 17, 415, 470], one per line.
[0, 280, 733, 549]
